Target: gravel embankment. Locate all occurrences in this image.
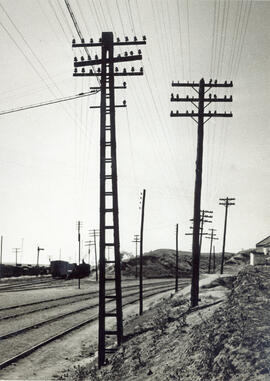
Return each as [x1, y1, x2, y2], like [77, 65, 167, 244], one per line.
[67, 266, 270, 381]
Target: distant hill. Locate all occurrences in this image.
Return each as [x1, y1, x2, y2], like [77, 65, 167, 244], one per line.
[121, 249, 235, 278]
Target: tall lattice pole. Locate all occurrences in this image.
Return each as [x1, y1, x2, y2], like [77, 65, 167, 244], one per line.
[73, 32, 146, 367]
[171, 78, 233, 306]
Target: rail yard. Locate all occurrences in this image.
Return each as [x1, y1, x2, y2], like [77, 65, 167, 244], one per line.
[0, 275, 189, 376]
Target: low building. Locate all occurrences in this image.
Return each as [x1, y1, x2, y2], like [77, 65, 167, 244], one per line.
[250, 236, 270, 265]
[256, 235, 270, 255]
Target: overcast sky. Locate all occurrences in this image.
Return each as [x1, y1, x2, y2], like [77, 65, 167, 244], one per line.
[0, 0, 269, 265]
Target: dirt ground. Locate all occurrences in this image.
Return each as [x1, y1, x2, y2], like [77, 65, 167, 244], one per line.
[62, 266, 270, 381]
[54, 272, 232, 381]
[0, 279, 179, 381]
[2, 264, 268, 381]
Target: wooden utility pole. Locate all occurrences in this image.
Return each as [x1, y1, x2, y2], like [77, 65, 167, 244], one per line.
[89, 229, 99, 281]
[12, 248, 21, 266]
[139, 189, 146, 316]
[219, 197, 235, 274]
[190, 209, 213, 254]
[77, 221, 82, 289]
[213, 245, 216, 272]
[132, 234, 140, 279]
[171, 78, 233, 307]
[37, 246, 44, 267]
[84, 240, 92, 267]
[199, 210, 213, 252]
[175, 223, 179, 292]
[205, 229, 218, 273]
[73, 32, 146, 367]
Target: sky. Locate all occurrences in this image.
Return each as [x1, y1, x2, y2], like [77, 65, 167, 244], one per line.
[0, 0, 269, 265]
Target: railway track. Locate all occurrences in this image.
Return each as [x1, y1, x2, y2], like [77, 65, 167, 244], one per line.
[0, 278, 75, 293]
[0, 280, 175, 320]
[0, 280, 188, 370]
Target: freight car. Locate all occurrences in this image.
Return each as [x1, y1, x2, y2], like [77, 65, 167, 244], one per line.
[50, 260, 90, 279]
[0, 264, 49, 278]
[50, 260, 75, 278]
[67, 260, 90, 279]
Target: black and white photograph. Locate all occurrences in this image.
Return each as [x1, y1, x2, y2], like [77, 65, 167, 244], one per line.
[0, 0, 269, 380]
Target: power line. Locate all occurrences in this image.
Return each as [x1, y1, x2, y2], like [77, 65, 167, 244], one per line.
[0, 91, 99, 116]
[65, 0, 100, 86]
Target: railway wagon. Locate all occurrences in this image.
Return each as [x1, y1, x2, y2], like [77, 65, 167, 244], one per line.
[0, 264, 49, 278]
[67, 261, 90, 279]
[50, 260, 75, 278]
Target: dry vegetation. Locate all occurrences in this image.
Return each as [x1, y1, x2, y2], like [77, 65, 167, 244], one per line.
[66, 265, 270, 381]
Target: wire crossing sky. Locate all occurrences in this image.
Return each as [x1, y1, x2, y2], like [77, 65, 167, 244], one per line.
[0, 0, 269, 265]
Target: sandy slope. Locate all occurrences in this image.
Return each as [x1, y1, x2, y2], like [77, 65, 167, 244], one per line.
[64, 266, 270, 381]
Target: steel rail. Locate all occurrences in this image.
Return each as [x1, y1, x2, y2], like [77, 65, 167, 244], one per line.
[0, 284, 177, 337]
[0, 279, 176, 313]
[0, 284, 179, 370]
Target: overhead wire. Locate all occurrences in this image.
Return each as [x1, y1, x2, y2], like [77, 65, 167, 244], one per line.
[0, 1, 89, 134]
[152, 1, 193, 211]
[175, 0, 195, 178]
[212, 1, 231, 204]
[216, 0, 253, 196]
[48, 0, 71, 48]
[91, 0, 103, 32]
[0, 16, 58, 100]
[216, 0, 227, 79]
[210, 0, 217, 78]
[98, 0, 110, 31]
[233, 1, 253, 78]
[227, 0, 244, 79]
[186, 0, 192, 79]
[132, 0, 191, 215]
[218, 1, 230, 79]
[75, 0, 93, 210]
[1, 2, 66, 98]
[64, 0, 101, 86]
[0, 91, 99, 116]
[121, 1, 178, 189]
[207, 0, 228, 207]
[176, 0, 185, 79]
[76, 0, 90, 35]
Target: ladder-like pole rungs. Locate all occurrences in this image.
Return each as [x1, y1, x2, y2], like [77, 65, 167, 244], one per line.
[105, 330, 118, 336]
[105, 142, 111, 146]
[105, 242, 115, 246]
[105, 225, 114, 229]
[104, 192, 113, 196]
[105, 348, 117, 354]
[105, 312, 117, 317]
[105, 208, 113, 212]
[105, 175, 112, 179]
[105, 158, 112, 163]
[105, 278, 116, 281]
[105, 260, 115, 264]
[105, 295, 117, 299]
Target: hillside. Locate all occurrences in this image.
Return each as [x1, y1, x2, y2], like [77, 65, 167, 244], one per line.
[121, 249, 236, 278]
